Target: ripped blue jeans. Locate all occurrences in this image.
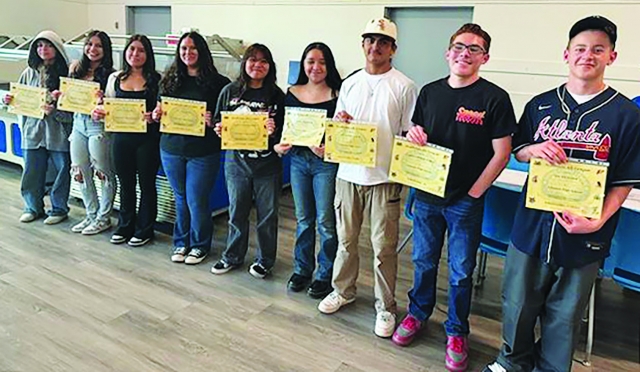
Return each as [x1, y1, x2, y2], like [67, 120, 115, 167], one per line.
[69, 114, 115, 222]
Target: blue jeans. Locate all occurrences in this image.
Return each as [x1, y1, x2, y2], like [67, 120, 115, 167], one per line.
[161, 150, 220, 252]
[223, 154, 282, 269]
[409, 195, 485, 336]
[21, 148, 70, 216]
[290, 148, 338, 281]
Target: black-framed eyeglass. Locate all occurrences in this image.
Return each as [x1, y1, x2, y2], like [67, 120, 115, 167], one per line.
[449, 42, 486, 55]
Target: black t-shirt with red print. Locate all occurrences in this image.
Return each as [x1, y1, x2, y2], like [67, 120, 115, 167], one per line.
[411, 77, 517, 205]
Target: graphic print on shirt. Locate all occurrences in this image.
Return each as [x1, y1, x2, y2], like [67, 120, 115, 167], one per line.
[533, 116, 611, 161]
[455, 106, 486, 126]
[229, 97, 268, 111]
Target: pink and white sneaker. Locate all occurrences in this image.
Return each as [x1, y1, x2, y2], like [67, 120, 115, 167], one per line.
[445, 335, 469, 371]
[391, 313, 423, 346]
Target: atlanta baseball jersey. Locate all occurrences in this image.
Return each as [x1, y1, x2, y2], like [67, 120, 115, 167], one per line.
[511, 84, 640, 268]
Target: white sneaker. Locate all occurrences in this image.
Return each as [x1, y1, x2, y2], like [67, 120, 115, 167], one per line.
[44, 215, 68, 225]
[485, 362, 508, 372]
[81, 219, 111, 235]
[317, 291, 355, 314]
[374, 311, 396, 338]
[19, 212, 37, 223]
[72, 217, 93, 233]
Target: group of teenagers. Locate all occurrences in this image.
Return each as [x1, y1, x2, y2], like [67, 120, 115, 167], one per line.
[5, 12, 640, 372]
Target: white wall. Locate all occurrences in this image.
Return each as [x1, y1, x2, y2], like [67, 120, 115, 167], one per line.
[474, 2, 640, 113]
[0, 0, 89, 82]
[0, 0, 88, 37]
[5, 1, 640, 114]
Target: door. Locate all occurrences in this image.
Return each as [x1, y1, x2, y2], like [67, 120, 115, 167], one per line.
[126, 6, 171, 47]
[388, 7, 473, 88]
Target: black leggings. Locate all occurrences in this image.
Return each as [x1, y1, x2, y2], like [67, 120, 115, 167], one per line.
[111, 133, 160, 239]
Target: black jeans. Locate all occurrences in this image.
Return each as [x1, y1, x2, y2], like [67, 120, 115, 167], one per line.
[112, 133, 160, 239]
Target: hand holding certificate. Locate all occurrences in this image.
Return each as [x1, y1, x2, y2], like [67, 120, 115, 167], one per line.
[8, 83, 47, 119]
[324, 121, 378, 167]
[388, 137, 453, 197]
[220, 112, 269, 150]
[160, 96, 206, 137]
[57, 77, 100, 115]
[281, 107, 327, 147]
[104, 98, 147, 133]
[526, 158, 608, 219]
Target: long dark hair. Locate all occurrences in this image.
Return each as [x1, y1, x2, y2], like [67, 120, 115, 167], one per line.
[118, 34, 159, 93]
[237, 43, 277, 98]
[70, 30, 114, 91]
[160, 31, 219, 95]
[30, 39, 68, 91]
[294, 42, 341, 96]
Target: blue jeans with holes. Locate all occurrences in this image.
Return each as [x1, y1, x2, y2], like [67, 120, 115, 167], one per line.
[160, 150, 220, 252]
[69, 114, 115, 222]
[290, 148, 338, 281]
[21, 148, 70, 217]
[408, 195, 485, 336]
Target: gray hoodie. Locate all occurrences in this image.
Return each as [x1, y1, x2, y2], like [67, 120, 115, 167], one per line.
[18, 30, 72, 151]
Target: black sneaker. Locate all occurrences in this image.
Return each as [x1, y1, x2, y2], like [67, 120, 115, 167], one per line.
[287, 273, 311, 292]
[307, 280, 333, 299]
[185, 248, 207, 265]
[249, 263, 270, 279]
[211, 260, 238, 275]
[128, 236, 151, 247]
[110, 234, 127, 244]
[171, 247, 189, 263]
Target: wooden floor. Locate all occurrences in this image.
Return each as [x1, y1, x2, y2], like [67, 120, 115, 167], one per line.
[0, 161, 638, 372]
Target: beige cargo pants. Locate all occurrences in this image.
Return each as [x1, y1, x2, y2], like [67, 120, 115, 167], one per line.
[331, 178, 402, 312]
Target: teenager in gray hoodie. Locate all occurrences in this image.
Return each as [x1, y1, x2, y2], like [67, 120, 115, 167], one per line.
[3, 30, 72, 225]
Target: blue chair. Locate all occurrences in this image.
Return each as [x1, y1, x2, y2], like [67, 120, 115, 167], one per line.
[475, 154, 525, 286]
[474, 185, 520, 286]
[581, 208, 640, 366]
[632, 95, 640, 109]
[396, 187, 416, 253]
[608, 208, 640, 292]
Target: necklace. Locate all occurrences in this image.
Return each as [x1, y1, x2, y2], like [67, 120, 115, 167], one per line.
[366, 76, 383, 97]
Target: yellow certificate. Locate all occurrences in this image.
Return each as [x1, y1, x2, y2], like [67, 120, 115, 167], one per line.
[220, 112, 268, 150]
[526, 158, 608, 219]
[388, 137, 453, 197]
[324, 121, 378, 167]
[8, 83, 47, 119]
[281, 107, 327, 147]
[160, 96, 206, 137]
[57, 77, 100, 115]
[104, 98, 146, 133]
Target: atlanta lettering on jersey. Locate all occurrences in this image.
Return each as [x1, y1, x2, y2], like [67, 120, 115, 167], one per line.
[455, 106, 485, 125]
[533, 116, 611, 161]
